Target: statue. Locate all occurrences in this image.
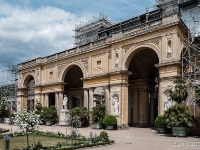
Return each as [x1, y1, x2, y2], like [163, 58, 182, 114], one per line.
[112, 96, 119, 113]
[62, 95, 68, 110]
[164, 94, 173, 110]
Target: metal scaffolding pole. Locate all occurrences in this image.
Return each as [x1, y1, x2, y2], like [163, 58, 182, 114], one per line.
[0, 65, 18, 111]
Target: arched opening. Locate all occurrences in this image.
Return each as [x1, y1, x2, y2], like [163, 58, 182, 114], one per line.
[127, 48, 159, 127]
[64, 65, 84, 110]
[27, 76, 35, 111]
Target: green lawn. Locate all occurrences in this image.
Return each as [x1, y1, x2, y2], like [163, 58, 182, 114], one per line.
[0, 134, 70, 149]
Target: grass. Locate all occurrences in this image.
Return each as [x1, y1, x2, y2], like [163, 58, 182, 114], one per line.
[0, 134, 71, 149]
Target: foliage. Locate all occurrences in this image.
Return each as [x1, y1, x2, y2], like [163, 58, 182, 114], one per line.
[69, 107, 89, 118]
[169, 78, 188, 104]
[67, 115, 81, 129]
[34, 103, 43, 116]
[69, 107, 89, 127]
[43, 106, 57, 122]
[0, 99, 9, 118]
[0, 130, 114, 150]
[103, 115, 117, 126]
[90, 100, 106, 123]
[164, 104, 195, 128]
[100, 131, 108, 140]
[154, 115, 166, 128]
[13, 110, 42, 148]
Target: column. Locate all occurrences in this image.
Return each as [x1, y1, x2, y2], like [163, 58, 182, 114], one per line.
[150, 92, 154, 125]
[104, 86, 110, 114]
[55, 92, 60, 116]
[59, 92, 63, 110]
[89, 88, 94, 112]
[120, 84, 129, 129]
[84, 89, 89, 109]
[44, 93, 49, 107]
[128, 89, 132, 125]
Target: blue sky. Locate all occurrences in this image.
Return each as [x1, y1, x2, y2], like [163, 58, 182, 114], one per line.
[0, 0, 156, 73]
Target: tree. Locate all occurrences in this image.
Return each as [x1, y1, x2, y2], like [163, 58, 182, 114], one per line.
[169, 78, 188, 104]
[13, 110, 42, 148]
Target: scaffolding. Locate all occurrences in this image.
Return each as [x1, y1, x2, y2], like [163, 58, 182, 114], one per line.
[180, 1, 200, 115]
[73, 13, 114, 46]
[0, 65, 18, 111]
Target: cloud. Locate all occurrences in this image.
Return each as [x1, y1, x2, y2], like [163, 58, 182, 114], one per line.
[0, 1, 93, 69]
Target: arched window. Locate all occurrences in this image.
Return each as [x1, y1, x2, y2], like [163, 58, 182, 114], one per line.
[27, 78, 35, 111]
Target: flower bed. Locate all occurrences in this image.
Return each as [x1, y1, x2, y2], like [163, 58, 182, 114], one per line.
[0, 130, 114, 150]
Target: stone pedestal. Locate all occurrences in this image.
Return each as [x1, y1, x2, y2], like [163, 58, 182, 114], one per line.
[59, 109, 69, 126]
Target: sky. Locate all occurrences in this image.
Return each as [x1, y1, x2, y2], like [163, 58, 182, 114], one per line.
[0, 0, 156, 74]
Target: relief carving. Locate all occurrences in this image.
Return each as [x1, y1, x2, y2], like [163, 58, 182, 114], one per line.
[81, 59, 88, 71]
[151, 39, 160, 47]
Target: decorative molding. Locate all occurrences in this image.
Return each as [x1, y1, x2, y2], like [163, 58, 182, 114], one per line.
[151, 39, 160, 47]
[81, 59, 88, 71]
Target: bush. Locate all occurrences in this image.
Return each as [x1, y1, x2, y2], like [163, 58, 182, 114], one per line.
[169, 78, 188, 104]
[90, 100, 106, 124]
[43, 106, 57, 122]
[100, 131, 108, 140]
[164, 104, 195, 128]
[154, 115, 166, 128]
[103, 115, 117, 126]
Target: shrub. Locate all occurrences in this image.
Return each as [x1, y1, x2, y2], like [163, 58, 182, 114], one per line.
[90, 100, 106, 124]
[43, 106, 57, 122]
[169, 78, 188, 104]
[164, 104, 195, 128]
[103, 115, 117, 126]
[100, 131, 108, 140]
[154, 115, 166, 128]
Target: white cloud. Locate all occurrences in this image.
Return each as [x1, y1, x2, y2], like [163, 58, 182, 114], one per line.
[0, 1, 93, 68]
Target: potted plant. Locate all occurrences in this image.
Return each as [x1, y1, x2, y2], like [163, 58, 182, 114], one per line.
[43, 106, 57, 126]
[69, 107, 89, 127]
[164, 104, 195, 136]
[103, 115, 117, 130]
[166, 78, 195, 137]
[154, 115, 166, 134]
[90, 100, 106, 129]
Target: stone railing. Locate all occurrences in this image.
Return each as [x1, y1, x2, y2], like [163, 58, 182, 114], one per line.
[21, 59, 37, 68]
[92, 39, 107, 49]
[123, 19, 162, 38]
[47, 54, 57, 62]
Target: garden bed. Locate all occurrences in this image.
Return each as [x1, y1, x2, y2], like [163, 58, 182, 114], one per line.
[0, 130, 114, 150]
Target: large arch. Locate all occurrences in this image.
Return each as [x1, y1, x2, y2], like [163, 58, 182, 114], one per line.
[123, 44, 161, 71]
[125, 46, 160, 127]
[24, 75, 35, 111]
[61, 64, 84, 110]
[60, 62, 87, 82]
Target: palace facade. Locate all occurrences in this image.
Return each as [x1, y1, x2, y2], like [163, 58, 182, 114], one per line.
[17, 0, 200, 129]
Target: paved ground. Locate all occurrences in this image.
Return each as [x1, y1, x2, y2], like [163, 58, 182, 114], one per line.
[1, 123, 200, 150]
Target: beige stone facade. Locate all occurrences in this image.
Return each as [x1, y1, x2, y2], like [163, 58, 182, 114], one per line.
[17, 11, 190, 128]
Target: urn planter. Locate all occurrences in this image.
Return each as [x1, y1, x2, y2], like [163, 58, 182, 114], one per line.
[158, 127, 167, 134]
[107, 125, 114, 130]
[94, 122, 102, 129]
[172, 126, 187, 137]
[46, 121, 53, 126]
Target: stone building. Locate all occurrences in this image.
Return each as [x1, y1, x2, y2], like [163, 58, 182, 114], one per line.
[17, 0, 200, 128]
